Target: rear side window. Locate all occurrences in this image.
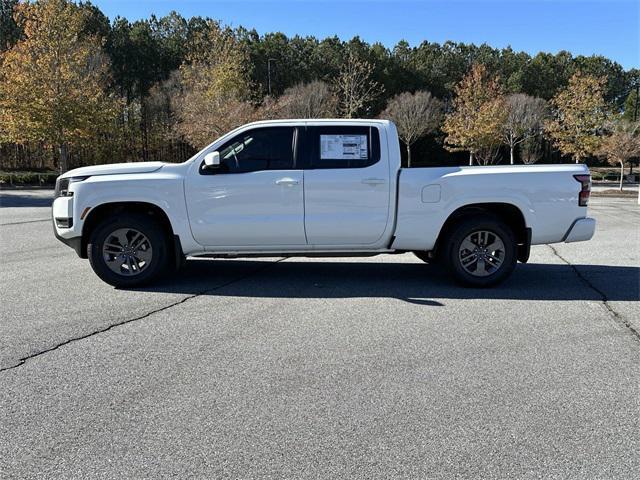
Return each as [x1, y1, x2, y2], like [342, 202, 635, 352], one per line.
[205, 127, 295, 174]
[305, 126, 381, 169]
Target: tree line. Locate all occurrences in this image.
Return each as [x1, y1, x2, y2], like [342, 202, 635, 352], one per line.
[1, 0, 639, 180]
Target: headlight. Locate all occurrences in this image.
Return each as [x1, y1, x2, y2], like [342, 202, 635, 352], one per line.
[54, 176, 89, 198]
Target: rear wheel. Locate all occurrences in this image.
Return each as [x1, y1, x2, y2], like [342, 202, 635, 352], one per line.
[445, 216, 517, 287]
[88, 213, 170, 287]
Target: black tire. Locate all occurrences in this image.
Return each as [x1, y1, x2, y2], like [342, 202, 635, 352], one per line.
[444, 215, 517, 287]
[88, 213, 171, 288]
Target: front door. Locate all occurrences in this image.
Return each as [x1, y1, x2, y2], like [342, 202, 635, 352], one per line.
[185, 126, 307, 247]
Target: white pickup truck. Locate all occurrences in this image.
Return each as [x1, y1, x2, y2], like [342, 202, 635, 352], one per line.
[53, 119, 595, 288]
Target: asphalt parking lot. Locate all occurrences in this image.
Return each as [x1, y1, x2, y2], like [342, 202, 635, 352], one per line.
[1, 190, 639, 479]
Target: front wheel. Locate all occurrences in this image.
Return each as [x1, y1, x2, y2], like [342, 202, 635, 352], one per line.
[87, 213, 170, 288]
[445, 216, 517, 287]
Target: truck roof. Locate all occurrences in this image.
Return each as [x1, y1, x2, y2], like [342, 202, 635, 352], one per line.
[240, 118, 393, 128]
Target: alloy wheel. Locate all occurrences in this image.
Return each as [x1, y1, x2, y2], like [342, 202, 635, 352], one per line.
[102, 228, 153, 276]
[458, 230, 505, 277]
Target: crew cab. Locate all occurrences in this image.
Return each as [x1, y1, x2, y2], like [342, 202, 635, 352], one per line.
[52, 119, 596, 288]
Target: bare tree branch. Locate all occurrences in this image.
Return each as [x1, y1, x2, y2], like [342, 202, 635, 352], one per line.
[334, 52, 384, 119]
[276, 81, 337, 118]
[502, 93, 548, 164]
[381, 90, 443, 166]
[597, 120, 640, 190]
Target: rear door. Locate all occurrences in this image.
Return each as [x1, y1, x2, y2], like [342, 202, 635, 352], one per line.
[185, 126, 307, 247]
[301, 125, 391, 246]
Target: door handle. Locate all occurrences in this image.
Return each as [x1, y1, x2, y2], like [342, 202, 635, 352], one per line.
[361, 178, 386, 185]
[275, 178, 299, 186]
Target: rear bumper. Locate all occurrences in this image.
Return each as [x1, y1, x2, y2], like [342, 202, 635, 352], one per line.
[564, 217, 596, 243]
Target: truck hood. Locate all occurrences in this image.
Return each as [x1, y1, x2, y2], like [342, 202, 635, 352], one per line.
[60, 162, 164, 179]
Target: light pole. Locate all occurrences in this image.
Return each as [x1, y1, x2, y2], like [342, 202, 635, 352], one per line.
[267, 58, 276, 96]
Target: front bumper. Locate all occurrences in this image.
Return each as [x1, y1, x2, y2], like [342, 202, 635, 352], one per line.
[564, 217, 596, 243]
[53, 228, 83, 256]
[52, 196, 84, 257]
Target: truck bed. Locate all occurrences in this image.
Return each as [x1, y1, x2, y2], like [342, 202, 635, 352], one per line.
[391, 164, 590, 251]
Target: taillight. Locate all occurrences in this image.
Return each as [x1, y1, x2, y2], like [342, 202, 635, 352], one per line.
[574, 174, 591, 207]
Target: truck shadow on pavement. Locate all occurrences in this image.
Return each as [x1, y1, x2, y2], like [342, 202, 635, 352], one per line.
[137, 259, 639, 305]
[0, 193, 53, 208]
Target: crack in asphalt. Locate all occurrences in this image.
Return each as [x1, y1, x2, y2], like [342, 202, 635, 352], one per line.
[0, 218, 50, 226]
[548, 244, 640, 343]
[0, 258, 286, 373]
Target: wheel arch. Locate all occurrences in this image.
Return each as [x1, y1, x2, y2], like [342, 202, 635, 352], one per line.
[80, 202, 177, 259]
[434, 202, 531, 262]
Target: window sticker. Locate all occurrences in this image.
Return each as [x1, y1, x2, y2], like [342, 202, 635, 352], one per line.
[320, 134, 368, 160]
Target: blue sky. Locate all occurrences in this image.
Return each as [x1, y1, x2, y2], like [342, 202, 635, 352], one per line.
[91, 0, 639, 69]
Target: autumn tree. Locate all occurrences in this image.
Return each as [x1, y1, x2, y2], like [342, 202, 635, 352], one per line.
[502, 94, 547, 164]
[173, 22, 253, 148]
[545, 72, 609, 163]
[598, 120, 640, 190]
[334, 51, 384, 118]
[0, 0, 119, 171]
[381, 90, 443, 166]
[276, 80, 337, 118]
[443, 64, 507, 165]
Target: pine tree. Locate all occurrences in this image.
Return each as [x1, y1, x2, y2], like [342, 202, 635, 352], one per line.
[622, 88, 639, 122]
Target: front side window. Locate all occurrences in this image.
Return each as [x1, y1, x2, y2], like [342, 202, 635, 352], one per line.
[203, 127, 295, 174]
[306, 126, 380, 169]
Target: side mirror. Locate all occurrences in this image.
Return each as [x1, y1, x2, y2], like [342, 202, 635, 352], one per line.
[203, 151, 220, 169]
